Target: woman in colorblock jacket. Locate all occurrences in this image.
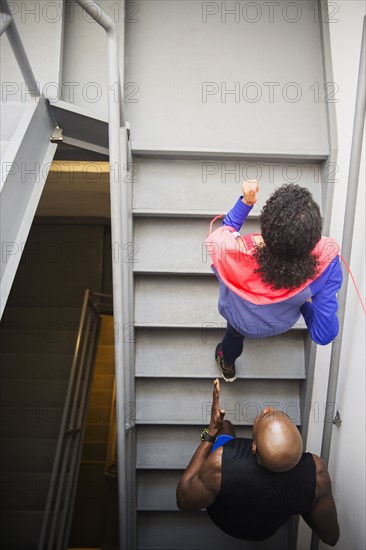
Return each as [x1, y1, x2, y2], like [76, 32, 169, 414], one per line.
[205, 181, 342, 382]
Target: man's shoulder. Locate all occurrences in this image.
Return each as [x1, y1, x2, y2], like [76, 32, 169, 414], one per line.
[311, 453, 326, 474]
[310, 453, 331, 499]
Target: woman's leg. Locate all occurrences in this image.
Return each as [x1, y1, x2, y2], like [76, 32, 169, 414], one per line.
[221, 323, 245, 366]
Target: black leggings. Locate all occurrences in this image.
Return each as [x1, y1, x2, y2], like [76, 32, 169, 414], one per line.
[222, 323, 245, 366]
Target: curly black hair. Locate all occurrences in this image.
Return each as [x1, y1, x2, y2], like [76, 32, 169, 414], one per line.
[253, 184, 322, 290]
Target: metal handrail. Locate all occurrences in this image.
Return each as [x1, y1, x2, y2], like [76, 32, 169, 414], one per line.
[74, 0, 126, 128]
[73, 2, 133, 549]
[1, 0, 132, 545]
[38, 289, 90, 549]
[38, 290, 113, 550]
[0, 0, 40, 95]
[105, 379, 118, 477]
[310, 15, 366, 550]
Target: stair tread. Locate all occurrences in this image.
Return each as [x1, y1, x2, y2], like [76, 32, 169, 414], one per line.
[133, 209, 243, 218]
[0, 472, 51, 511]
[0, 307, 82, 354]
[134, 321, 306, 329]
[134, 268, 214, 275]
[136, 379, 301, 425]
[135, 328, 305, 379]
[137, 510, 288, 549]
[0, 353, 73, 379]
[0, 378, 68, 402]
[135, 425, 250, 470]
[137, 470, 183, 511]
[134, 217, 259, 272]
[0, 438, 58, 472]
[0, 509, 44, 548]
[135, 277, 307, 329]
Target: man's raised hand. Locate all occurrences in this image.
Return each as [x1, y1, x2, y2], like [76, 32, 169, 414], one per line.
[208, 379, 225, 436]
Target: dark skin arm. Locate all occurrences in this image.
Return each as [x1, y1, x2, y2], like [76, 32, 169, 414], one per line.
[302, 454, 340, 546]
[176, 379, 224, 511]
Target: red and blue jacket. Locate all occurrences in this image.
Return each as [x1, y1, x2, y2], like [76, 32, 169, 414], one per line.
[205, 197, 343, 344]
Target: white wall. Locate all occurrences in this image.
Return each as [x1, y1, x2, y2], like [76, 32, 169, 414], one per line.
[125, 0, 329, 154]
[61, 0, 125, 119]
[0, 0, 125, 118]
[298, 2, 366, 549]
[0, 0, 64, 101]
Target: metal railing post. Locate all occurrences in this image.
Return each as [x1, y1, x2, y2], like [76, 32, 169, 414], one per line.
[38, 290, 90, 549]
[58, 316, 102, 550]
[321, 14, 366, 467]
[73, 2, 131, 548]
[47, 313, 93, 549]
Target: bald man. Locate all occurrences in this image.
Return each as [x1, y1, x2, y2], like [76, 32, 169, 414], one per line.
[176, 380, 339, 545]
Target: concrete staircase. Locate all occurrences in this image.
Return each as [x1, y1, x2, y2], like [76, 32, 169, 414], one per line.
[131, 158, 317, 549]
[0, 1, 337, 547]
[120, 1, 334, 545]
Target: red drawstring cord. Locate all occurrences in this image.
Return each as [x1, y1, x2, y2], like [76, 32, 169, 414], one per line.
[209, 214, 223, 235]
[339, 254, 366, 315]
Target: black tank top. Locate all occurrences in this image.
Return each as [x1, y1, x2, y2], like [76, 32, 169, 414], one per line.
[207, 438, 316, 541]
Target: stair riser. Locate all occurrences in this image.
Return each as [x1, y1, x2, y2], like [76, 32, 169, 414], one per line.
[137, 511, 288, 549]
[132, 158, 323, 215]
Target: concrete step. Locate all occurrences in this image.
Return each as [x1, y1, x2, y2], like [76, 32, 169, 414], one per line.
[137, 511, 288, 549]
[134, 276, 306, 329]
[135, 328, 305, 379]
[94, 344, 115, 370]
[86, 389, 113, 408]
[133, 209, 233, 218]
[0, 378, 68, 404]
[0, 353, 73, 380]
[0, 472, 51, 511]
[0, 307, 82, 354]
[136, 425, 252, 470]
[86, 404, 112, 425]
[84, 423, 109, 442]
[132, 159, 323, 215]
[68, 463, 108, 546]
[137, 470, 182, 511]
[81, 441, 107, 463]
[1, 401, 103, 440]
[5, 224, 104, 308]
[135, 276, 225, 326]
[0, 438, 57, 472]
[136, 379, 301, 426]
[0, 510, 44, 549]
[133, 217, 259, 273]
[0, 405, 62, 439]
[91, 373, 115, 391]
[98, 315, 115, 346]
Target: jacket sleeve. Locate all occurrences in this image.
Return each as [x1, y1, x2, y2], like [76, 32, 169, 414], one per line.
[222, 196, 253, 231]
[300, 258, 343, 345]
